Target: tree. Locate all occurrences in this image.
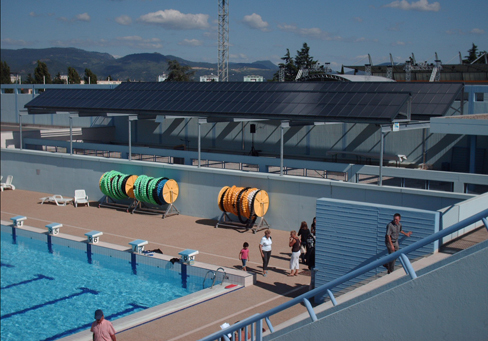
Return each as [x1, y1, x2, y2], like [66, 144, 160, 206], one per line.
[84, 68, 98, 84]
[272, 49, 298, 81]
[1, 61, 12, 84]
[166, 60, 195, 81]
[463, 43, 487, 64]
[295, 42, 320, 70]
[25, 73, 35, 84]
[34, 60, 52, 84]
[68, 67, 81, 84]
[272, 43, 323, 81]
[52, 72, 65, 84]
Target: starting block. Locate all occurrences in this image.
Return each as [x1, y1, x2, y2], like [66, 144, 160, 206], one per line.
[45, 223, 62, 235]
[85, 230, 103, 244]
[10, 215, 27, 227]
[178, 249, 199, 265]
[129, 239, 148, 254]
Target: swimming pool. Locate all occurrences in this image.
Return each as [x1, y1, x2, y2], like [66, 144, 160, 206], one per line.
[0, 225, 229, 341]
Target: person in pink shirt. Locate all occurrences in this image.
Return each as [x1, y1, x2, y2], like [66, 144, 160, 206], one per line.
[91, 309, 116, 341]
[239, 242, 250, 271]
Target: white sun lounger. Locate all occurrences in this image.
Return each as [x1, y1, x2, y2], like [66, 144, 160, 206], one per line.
[40, 195, 73, 206]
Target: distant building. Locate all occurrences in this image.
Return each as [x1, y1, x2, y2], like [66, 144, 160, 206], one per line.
[158, 74, 167, 82]
[244, 75, 264, 82]
[10, 74, 21, 84]
[97, 80, 122, 85]
[200, 74, 219, 82]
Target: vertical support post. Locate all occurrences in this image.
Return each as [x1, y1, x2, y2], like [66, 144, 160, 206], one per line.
[399, 253, 417, 279]
[198, 118, 206, 168]
[19, 112, 23, 150]
[379, 130, 385, 186]
[481, 217, 488, 231]
[128, 115, 138, 161]
[69, 115, 73, 155]
[302, 298, 317, 322]
[280, 121, 289, 176]
[128, 117, 132, 161]
[327, 289, 338, 306]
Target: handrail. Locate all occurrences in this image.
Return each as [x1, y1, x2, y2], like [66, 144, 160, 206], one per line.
[199, 208, 488, 341]
[212, 267, 227, 288]
[203, 270, 215, 289]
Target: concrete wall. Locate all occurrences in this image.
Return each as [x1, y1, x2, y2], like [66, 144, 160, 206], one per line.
[0, 149, 473, 231]
[267, 239, 488, 341]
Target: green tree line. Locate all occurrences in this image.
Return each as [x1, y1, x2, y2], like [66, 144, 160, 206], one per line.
[0, 60, 99, 84]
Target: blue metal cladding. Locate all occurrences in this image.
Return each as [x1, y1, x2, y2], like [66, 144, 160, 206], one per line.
[315, 198, 439, 293]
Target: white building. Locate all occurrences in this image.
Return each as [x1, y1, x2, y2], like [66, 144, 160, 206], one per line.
[244, 75, 264, 82]
[200, 74, 219, 82]
[158, 74, 167, 82]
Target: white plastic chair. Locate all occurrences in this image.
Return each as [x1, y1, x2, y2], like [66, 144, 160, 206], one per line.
[74, 189, 89, 207]
[0, 175, 15, 191]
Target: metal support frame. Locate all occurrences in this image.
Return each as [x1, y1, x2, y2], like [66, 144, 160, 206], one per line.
[379, 130, 385, 186]
[215, 212, 270, 234]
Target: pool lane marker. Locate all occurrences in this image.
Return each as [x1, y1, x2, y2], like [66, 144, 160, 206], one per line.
[1, 274, 54, 290]
[1, 287, 99, 319]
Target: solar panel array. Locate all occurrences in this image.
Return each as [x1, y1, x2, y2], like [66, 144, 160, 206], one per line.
[25, 82, 463, 123]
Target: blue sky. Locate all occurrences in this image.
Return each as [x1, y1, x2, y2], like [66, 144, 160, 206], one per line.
[1, 0, 487, 70]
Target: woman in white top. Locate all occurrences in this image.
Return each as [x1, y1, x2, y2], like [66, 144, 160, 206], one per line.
[259, 230, 272, 276]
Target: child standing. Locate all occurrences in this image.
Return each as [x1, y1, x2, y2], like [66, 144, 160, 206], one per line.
[239, 242, 250, 271]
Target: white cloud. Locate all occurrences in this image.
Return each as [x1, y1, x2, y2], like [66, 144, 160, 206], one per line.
[277, 24, 343, 41]
[138, 9, 209, 30]
[29, 11, 42, 17]
[383, 0, 440, 12]
[1, 38, 32, 46]
[353, 17, 363, 22]
[178, 39, 203, 46]
[391, 41, 406, 46]
[242, 13, 269, 32]
[115, 15, 132, 26]
[116, 35, 162, 48]
[471, 28, 485, 34]
[75, 13, 91, 22]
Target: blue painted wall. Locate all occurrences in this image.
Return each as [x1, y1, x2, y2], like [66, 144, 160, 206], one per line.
[315, 198, 439, 292]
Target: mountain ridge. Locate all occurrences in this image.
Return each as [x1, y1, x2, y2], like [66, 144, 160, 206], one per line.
[1, 47, 278, 82]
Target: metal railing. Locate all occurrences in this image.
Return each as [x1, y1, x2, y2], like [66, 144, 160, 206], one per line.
[199, 208, 488, 341]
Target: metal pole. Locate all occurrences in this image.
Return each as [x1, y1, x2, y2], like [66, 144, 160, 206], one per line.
[379, 131, 384, 186]
[128, 118, 132, 161]
[280, 124, 284, 176]
[69, 116, 73, 155]
[198, 121, 202, 168]
[19, 113, 23, 150]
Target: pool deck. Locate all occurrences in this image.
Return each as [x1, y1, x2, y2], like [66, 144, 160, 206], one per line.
[2, 189, 487, 341]
[1, 189, 315, 341]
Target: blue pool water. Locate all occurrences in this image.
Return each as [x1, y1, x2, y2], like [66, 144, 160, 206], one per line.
[0, 229, 208, 341]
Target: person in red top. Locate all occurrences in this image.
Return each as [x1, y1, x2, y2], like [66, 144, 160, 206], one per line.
[239, 242, 250, 271]
[91, 309, 116, 341]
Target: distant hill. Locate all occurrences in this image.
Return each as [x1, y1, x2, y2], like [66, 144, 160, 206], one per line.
[1, 47, 278, 82]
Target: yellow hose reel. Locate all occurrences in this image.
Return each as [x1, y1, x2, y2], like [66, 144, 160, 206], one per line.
[218, 186, 269, 224]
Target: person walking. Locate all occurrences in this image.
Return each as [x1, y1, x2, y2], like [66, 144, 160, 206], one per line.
[259, 230, 272, 276]
[384, 213, 412, 274]
[91, 309, 116, 341]
[239, 242, 250, 272]
[288, 230, 301, 276]
[297, 221, 311, 263]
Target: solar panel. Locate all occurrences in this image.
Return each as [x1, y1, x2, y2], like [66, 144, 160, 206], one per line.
[25, 82, 463, 124]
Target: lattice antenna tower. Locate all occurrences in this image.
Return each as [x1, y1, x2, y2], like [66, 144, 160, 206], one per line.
[218, 0, 229, 82]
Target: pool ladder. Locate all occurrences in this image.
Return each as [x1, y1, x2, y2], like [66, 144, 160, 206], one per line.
[203, 267, 227, 289]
